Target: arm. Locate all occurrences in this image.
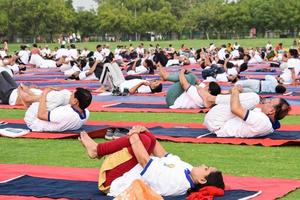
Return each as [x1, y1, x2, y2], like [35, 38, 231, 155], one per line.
[129, 133, 150, 168]
[230, 85, 248, 119]
[85, 60, 100, 77]
[37, 88, 51, 121]
[131, 59, 139, 72]
[291, 68, 297, 86]
[179, 69, 190, 90]
[152, 140, 168, 158]
[129, 81, 148, 94]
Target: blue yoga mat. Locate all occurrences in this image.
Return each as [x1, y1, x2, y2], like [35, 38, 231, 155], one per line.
[0, 123, 108, 134]
[0, 175, 259, 200]
[149, 126, 300, 140]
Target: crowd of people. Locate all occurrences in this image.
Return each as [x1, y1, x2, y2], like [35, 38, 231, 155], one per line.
[0, 39, 298, 198]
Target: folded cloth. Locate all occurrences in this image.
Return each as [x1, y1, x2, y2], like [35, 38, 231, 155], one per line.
[186, 186, 224, 200]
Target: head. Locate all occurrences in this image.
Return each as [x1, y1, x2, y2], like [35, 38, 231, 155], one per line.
[150, 80, 163, 93]
[70, 44, 76, 49]
[261, 98, 291, 121]
[227, 74, 239, 83]
[69, 88, 92, 110]
[188, 165, 224, 194]
[288, 49, 298, 58]
[243, 54, 251, 62]
[32, 43, 38, 48]
[96, 44, 102, 52]
[275, 85, 286, 94]
[208, 82, 221, 96]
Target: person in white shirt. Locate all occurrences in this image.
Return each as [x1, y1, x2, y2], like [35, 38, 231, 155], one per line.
[1, 56, 26, 76]
[96, 62, 162, 95]
[127, 58, 155, 75]
[24, 87, 92, 132]
[68, 44, 78, 60]
[203, 85, 291, 138]
[235, 75, 286, 94]
[0, 71, 69, 107]
[29, 53, 63, 68]
[161, 68, 221, 109]
[55, 45, 69, 60]
[80, 47, 90, 57]
[17, 45, 30, 65]
[280, 49, 300, 85]
[78, 126, 224, 197]
[94, 44, 104, 62]
[41, 45, 52, 59]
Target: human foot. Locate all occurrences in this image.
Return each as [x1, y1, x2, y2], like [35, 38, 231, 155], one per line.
[78, 131, 99, 159]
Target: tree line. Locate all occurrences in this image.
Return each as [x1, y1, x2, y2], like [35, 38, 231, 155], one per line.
[1, 0, 300, 42]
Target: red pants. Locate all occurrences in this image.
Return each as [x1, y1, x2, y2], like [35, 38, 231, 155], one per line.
[97, 131, 156, 187]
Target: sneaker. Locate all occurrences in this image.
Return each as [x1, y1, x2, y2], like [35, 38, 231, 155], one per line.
[104, 128, 114, 140]
[112, 132, 127, 140]
[112, 128, 128, 139]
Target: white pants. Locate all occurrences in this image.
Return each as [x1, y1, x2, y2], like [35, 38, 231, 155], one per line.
[100, 63, 125, 90]
[204, 92, 260, 133]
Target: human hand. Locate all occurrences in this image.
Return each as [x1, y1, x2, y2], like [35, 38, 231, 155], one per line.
[231, 85, 243, 94]
[128, 125, 148, 136]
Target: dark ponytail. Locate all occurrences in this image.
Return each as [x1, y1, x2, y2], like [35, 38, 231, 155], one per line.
[187, 171, 225, 195]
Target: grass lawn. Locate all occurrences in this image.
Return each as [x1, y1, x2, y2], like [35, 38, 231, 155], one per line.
[4, 38, 298, 54]
[0, 109, 299, 199]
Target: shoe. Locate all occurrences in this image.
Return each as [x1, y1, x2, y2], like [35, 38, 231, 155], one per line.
[112, 128, 128, 139]
[104, 128, 114, 140]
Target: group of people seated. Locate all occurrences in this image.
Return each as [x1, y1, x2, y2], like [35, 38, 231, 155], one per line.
[0, 40, 297, 198]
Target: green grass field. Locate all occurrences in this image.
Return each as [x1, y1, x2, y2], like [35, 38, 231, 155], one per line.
[0, 108, 299, 199]
[1, 38, 300, 198]
[4, 38, 298, 54]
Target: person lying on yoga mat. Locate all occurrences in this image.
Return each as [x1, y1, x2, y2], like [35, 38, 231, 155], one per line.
[79, 126, 224, 197]
[158, 66, 221, 109]
[95, 62, 162, 95]
[235, 75, 286, 94]
[200, 85, 291, 138]
[0, 71, 71, 109]
[24, 87, 92, 132]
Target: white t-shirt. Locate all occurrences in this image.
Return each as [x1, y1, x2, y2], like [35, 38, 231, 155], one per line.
[94, 51, 104, 61]
[0, 66, 13, 77]
[24, 103, 89, 132]
[205, 106, 273, 138]
[68, 49, 78, 59]
[279, 58, 300, 84]
[119, 79, 151, 93]
[55, 48, 69, 60]
[109, 154, 193, 197]
[41, 48, 51, 57]
[127, 65, 149, 75]
[170, 85, 204, 109]
[18, 50, 30, 64]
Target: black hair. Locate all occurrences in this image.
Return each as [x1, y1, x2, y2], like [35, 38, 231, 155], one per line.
[208, 82, 221, 96]
[77, 58, 87, 68]
[226, 62, 234, 69]
[187, 171, 225, 195]
[239, 63, 248, 72]
[32, 43, 38, 48]
[150, 83, 162, 93]
[275, 85, 286, 94]
[70, 44, 76, 49]
[289, 49, 298, 58]
[274, 98, 291, 120]
[20, 45, 26, 50]
[61, 45, 65, 49]
[96, 44, 101, 49]
[74, 88, 92, 110]
[145, 59, 155, 74]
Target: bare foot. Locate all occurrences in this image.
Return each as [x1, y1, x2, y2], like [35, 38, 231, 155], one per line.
[78, 131, 99, 159]
[93, 86, 106, 93]
[157, 63, 168, 81]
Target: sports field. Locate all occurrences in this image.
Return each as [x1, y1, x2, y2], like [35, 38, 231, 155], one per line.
[1, 39, 300, 199]
[6, 38, 298, 53]
[0, 108, 299, 199]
